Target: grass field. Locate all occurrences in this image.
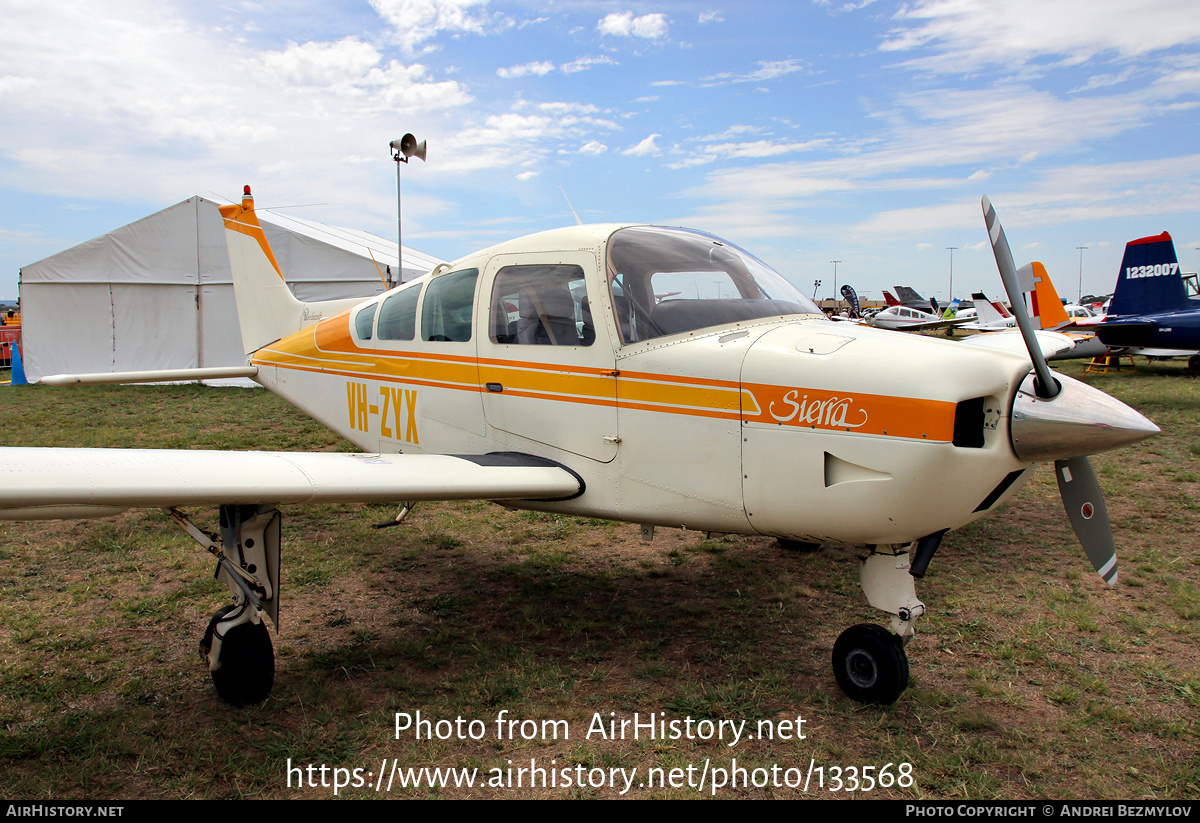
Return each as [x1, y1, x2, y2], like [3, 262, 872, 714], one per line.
[0, 359, 1197, 799]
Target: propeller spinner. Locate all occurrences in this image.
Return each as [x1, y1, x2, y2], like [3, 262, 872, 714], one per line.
[981, 196, 1159, 585]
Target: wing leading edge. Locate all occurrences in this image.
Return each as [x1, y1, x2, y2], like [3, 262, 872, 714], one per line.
[0, 449, 583, 519]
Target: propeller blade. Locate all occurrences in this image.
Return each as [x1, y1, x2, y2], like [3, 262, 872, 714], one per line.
[981, 196, 1060, 399]
[1055, 456, 1118, 585]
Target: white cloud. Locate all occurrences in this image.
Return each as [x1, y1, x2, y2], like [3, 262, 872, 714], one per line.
[438, 109, 621, 173]
[0, 0, 473, 210]
[497, 61, 555, 78]
[516, 171, 538, 181]
[698, 11, 724, 24]
[881, 0, 1200, 75]
[597, 12, 668, 39]
[561, 55, 617, 74]
[625, 133, 662, 156]
[370, 0, 496, 54]
[703, 58, 809, 85]
[579, 140, 608, 155]
[667, 138, 830, 169]
[258, 38, 382, 87]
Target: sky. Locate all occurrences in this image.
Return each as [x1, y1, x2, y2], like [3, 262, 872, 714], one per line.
[2, 0, 1200, 304]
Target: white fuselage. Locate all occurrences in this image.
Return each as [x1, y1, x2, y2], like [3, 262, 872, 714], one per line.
[251, 224, 1037, 547]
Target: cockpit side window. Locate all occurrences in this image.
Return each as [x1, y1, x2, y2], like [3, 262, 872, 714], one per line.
[605, 227, 820, 344]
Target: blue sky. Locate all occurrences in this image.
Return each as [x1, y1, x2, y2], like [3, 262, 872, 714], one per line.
[2, 0, 1199, 303]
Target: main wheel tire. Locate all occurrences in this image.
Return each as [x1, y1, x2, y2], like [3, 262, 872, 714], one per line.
[832, 623, 909, 705]
[1189, 354, 1200, 374]
[201, 606, 275, 706]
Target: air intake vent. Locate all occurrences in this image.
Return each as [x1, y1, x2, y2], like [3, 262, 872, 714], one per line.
[953, 397, 986, 448]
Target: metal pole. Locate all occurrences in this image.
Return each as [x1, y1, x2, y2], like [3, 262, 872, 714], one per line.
[395, 156, 403, 286]
[1076, 246, 1088, 304]
[946, 247, 957, 303]
[830, 261, 841, 311]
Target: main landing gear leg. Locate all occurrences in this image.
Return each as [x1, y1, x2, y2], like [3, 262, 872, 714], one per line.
[832, 548, 925, 705]
[170, 504, 282, 706]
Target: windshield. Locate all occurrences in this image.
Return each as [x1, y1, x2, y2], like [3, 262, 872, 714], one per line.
[605, 226, 820, 343]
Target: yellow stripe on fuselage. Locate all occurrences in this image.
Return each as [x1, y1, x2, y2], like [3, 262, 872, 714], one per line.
[253, 315, 956, 440]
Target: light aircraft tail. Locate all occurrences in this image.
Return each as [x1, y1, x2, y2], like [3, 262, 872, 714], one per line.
[940, 298, 961, 319]
[883, 290, 900, 307]
[220, 186, 363, 356]
[1025, 262, 1071, 330]
[1106, 231, 1188, 319]
[894, 285, 924, 307]
[971, 293, 1012, 327]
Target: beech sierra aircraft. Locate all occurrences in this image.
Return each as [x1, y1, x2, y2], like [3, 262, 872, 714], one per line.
[869, 298, 963, 331]
[0, 192, 1160, 707]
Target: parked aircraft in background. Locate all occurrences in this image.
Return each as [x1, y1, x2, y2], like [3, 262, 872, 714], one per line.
[0, 190, 1159, 708]
[892, 285, 935, 313]
[870, 299, 963, 331]
[1096, 231, 1200, 370]
[958, 293, 1016, 331]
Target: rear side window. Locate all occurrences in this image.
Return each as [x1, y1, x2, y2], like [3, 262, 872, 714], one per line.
[378, 284, 422, 341]
[421, 269, 479, 342]
[354, 303, 377, 340]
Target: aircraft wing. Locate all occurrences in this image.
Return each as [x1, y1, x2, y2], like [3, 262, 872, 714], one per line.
[894, 317, 972, 331]
[0, 449, 582, 519]
[957, 330, 1075, 359]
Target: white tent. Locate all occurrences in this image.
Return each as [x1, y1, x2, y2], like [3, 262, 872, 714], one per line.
[19, 196, 443, 382]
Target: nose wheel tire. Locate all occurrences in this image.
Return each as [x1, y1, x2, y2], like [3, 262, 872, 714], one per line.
[200, 605, 275, 706]
[832, 623, 909, 705]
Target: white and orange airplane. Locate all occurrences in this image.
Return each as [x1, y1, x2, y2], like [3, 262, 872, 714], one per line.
[0, 192, 1159, 706]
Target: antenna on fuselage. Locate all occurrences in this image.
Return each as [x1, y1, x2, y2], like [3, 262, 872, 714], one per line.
[559, 185, 583, 226]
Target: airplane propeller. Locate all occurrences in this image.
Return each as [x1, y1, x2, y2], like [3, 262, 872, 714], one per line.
[982, 196, 1157, 586]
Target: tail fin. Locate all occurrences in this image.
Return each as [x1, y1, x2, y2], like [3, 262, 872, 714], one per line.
[1107, 231, 1187, 319]
[972, 293, 1012, 327]
[221, 186, 362, 355]
[894, 285, 924, 308]
[1025, 261, 1070, 330]
[940, 298, 960, 319]
[883, 290, 900, 307]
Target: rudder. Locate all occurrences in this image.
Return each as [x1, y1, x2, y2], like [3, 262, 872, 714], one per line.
[1107, 232, 1187, 318]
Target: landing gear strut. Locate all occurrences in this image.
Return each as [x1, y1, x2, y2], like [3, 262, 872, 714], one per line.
[832, 547, 925, 705]
[171, 503, 282, 706]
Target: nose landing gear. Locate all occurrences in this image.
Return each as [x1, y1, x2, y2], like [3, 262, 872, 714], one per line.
[832, 623, 909, 705]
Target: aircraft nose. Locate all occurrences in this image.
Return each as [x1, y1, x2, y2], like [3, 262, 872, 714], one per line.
[1009, 371, 1159, 462]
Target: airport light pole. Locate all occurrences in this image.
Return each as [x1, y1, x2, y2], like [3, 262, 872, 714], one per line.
[812, 279, 822, 300]
[946, 247, 957, 303]
[830, 261, 841, 311]
[389, 133, 427, 285]
[1077, 246, 1088, 304]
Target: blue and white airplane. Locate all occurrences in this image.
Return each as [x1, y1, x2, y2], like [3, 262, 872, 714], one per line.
[1097, 231, 1200, 370]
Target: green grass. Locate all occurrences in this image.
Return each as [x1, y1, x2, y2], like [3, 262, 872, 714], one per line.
[0, 365, 1197, 798]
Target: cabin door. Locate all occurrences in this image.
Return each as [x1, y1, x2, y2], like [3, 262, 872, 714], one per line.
[476, 251, 619, 463]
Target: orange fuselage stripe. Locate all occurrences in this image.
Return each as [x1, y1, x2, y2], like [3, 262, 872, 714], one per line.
[254, 316, 957, 440]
